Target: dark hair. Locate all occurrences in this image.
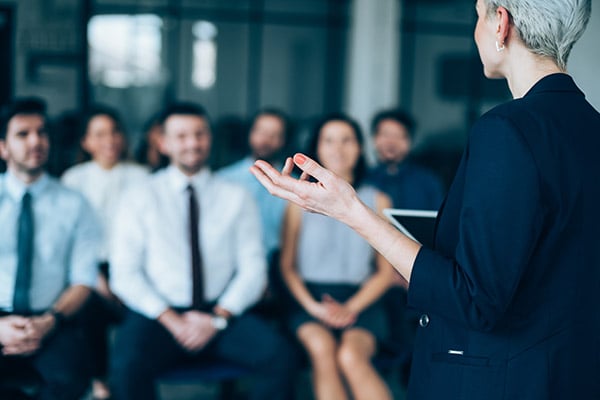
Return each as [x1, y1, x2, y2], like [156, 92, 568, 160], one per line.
[0, 97, 47, 139]
[158, 102, 210, 127]
[250, 107, 291, 140]
[306, 112, 367, 188]
[81, 104, 126, 139]
[370, 109, 416, 140]
[78, 104, 128, 162]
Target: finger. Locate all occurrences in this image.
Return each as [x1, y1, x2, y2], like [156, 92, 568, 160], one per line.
[251, 163, 307, 205]
[281, 157, 294, 176]
[299, 171, 310, 181]
[293, 154, 333, 184]
[322, 294, 336, 303]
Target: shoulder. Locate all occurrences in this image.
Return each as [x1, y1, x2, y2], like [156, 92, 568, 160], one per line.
[44, 177, 92, 212]
[61, 161, 93, 183]
[217, 158, 252, 179]
[0, 174, 5, 199]
[119, 169, 164, 205]
[119, 161, 150, 175]
[209, 173, 252, 200]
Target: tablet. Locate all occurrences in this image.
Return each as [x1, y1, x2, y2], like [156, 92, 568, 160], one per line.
[383, 208, 438, 248]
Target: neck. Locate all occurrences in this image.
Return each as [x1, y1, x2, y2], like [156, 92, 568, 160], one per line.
[10, 167, 43, 185]
[175, 164, 204, 177]
[504, 49, 563, 98]
[95, 159, 119, 170]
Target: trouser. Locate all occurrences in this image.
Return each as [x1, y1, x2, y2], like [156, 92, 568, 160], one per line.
[110, 308, 299, 400]
[0, 311, 93, 400]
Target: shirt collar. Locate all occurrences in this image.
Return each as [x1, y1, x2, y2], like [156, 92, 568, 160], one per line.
[4, 171, 50, 201]
[166, 165, 211, 193]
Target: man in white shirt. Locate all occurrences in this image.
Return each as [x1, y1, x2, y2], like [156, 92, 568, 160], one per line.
[0, 98, 101, 399]
[109, 102, 297, 400]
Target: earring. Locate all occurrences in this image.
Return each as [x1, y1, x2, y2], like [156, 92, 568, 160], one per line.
[495, 40, 505, 52]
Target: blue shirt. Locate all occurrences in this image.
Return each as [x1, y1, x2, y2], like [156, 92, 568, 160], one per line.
[367, 162, 445, 211]
[218, 156, 287, 255]
[0, 172, 100, 313]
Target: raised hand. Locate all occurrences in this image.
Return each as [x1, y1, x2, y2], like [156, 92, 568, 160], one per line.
[250, 154, 361, 224]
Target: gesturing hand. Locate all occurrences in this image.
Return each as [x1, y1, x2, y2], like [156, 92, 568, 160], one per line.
[250, 154, 361, 224]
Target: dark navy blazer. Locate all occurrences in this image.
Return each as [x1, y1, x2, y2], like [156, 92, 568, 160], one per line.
[407, 74, 600, 399]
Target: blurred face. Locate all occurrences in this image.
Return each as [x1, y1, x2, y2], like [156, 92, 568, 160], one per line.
[474, 0, 504, 78]
[82, 114, 125, 169]
[317, 120, 360, 180]
[249, 114, 285, 161]
[373, 119, 412, 164]
[0, 114, 49, 181]
[160, 114, 211, 176]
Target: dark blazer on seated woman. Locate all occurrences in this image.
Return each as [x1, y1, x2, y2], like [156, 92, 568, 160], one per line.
[407, 73, 600, 399]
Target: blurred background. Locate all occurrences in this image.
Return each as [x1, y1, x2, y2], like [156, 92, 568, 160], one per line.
[1, 0, 599, 186]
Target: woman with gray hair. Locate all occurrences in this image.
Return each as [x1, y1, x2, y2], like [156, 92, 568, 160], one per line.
[251, 0, 600, 399]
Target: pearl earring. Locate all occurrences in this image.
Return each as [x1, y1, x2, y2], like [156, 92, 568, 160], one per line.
[496, 41, 505, 52]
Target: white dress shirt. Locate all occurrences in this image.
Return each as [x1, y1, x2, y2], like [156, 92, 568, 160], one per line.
[61, 161, 149, 259]
[0, 172, 100, 312]
[109, 166, 267, 319]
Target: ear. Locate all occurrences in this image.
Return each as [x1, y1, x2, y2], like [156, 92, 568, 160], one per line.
[496, 6, 511, 47]
[0, 139, 8, 161]
[80, 136, 92, 154]
[156, 133, 168, 155]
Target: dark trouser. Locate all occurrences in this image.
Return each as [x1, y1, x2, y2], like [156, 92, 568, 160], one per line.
[77, 290, 124, 380]
[110, 309, 299, 400]
[0, 314, 93, 400]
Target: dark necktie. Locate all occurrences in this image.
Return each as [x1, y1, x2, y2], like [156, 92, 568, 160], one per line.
[187, 184, 204, 309]
[13, 192, 34, 314]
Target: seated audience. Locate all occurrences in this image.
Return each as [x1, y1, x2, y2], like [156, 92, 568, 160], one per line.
[0, 97, 100, 399]
[61, 104, 149, 400]
[108, 102, 297, 400]
[280, 113, 396, 400]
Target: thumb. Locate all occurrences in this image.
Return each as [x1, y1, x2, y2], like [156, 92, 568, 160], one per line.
[322, 294, 336, 304]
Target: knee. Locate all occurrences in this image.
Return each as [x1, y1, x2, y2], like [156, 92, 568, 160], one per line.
[337, 342, 370, 375]
[302, 332, 337, 361]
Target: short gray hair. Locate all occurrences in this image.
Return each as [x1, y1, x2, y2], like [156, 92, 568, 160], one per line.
[483, 0, 591, 70]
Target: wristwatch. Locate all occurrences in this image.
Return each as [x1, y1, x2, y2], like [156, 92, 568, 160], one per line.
[211, 315, 229, 331]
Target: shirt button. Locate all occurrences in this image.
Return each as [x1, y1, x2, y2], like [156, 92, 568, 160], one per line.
[419, 314, 430, 328]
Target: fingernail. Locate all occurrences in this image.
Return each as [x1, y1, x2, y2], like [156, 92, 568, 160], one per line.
[294, 154, 306, 165]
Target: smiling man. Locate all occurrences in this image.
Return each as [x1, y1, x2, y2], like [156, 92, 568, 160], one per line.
[109, 102, 297, 400]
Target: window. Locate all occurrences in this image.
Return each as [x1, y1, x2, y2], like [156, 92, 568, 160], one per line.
[191, 20, 217, 89]
[88, 14, 164, 88]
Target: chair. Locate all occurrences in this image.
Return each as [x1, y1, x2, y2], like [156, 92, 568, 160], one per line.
[157, 360, 251, 400]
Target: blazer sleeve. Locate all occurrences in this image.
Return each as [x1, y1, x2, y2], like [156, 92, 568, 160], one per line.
[407, 114, 545, 331]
